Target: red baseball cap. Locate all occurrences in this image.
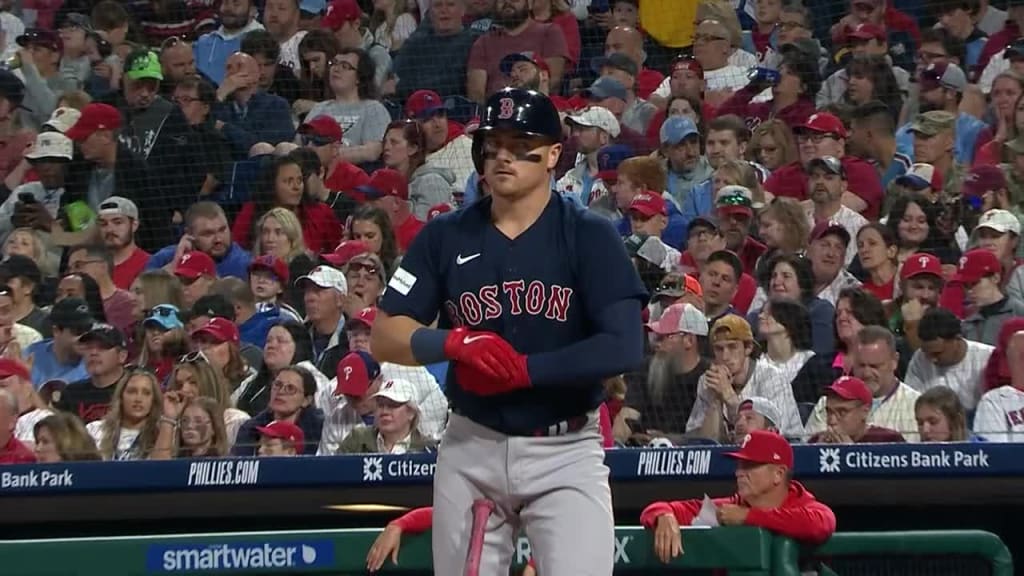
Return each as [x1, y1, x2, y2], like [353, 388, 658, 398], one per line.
[724, 430, 793, 468]
[0, 358, 30, 381]
[847, 22, 886, 42]
[962, 165, 1008, 198]
[248, 254, 290, 284]
[810, 220, 851, 246]
[954, 248, 1002, 284]
[65, 103, 122, 142]
[347, 306, 377, 330]
[797, 112, 847, 138]
[321, 0, 361, 30]
[334, 350, 381, 396]
[174, 251, 217, 280]
[670, 56, 703, 79]
[826, 375, 873, 406]
[321, 239, 371, 267]
[255, 421, 305, 453]
[190, 317, 240, 345]
[628, 191, 667, 218]
[356, 168, 409, 201]
[298, 115, 343, 143]
[900, 252, 942, 281]
[405, 89, 447, 120]
[427, 203, 453, 221]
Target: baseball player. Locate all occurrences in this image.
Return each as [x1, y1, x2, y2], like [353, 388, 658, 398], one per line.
[373, 87, 648, 576]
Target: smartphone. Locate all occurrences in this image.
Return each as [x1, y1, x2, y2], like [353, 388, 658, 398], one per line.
[17, 192, 36, 204]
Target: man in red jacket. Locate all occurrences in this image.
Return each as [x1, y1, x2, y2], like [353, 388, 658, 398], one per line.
[641, 430, 836, 563]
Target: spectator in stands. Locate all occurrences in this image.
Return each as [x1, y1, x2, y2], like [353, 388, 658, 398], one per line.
[148, 203, 252, 281]
[915, 386, 972, 442]
[756, 298, 815, 387]
[381, 120, 456, 222]
[465, 0, 568, 101]
[718, 50, 818, 129]
[404, 92, 475, 195]
[897, 64, 986, 167]
[234, 364, 323, 455]
[193, 0, 266, 84]
[714, 185, 767, 276]
[0, 132, 72, 240]
[33, 412, 101, 462]
[842, 55, 905, 124]
[173, 250, 219, 309]
[958, 249, 1024, 346]
[975, 329, 1024, 441]
[819, 26, 909, 109]
[345, 204, 400, 274]
[2, 229, 57, 280]
[888, 252, 946, 350]
[694, 247, 748, 321]
[644, 430, 835, 564]
[848, 100, 911, 189]
[137, 305, 187, 382]
[807, 222, 860, 306]
[557, 106, 621, 207]
[681, 117, 761, 232]
[190, 316, 258, 394]
[732, 397, 782, 442]
[317, 350, 380, 453]
[686, 315, 801, 441]
[128, 270, 185, 332]
[393, 0, 477, 100]
[935, 0, 988, 76]
[255, 420, 305, 456]
[0, 388, 35, 463]
[368, 0, 415, 53]
[322, 0, 392, 91]
[358, 168, 426, 252]
[248, 255, 301, 322]
[55, 323, 128, 424]
[16, 28, 74, 127]
[753, 198, 808, 284]
[343, 254, 386, 313]
[211, 277, 279, 349]
[233, 155, 344, 254]
[158, 39, 197, 95]
[971, 209, 1024, 295]
[894, 113, 966, 212]
[808, 375, 907, 443]
[961, 169, 1024, 245]
[262, 0, 306, 72]
[609, 156, 683, 249]
[634, 302, 709, 443]
[294, 30, 340, 116]
[338, 376, 434, 454]
[806, 156, 868, 266]
[750, 254, 835, 357]
[62, 103, 169, 251]
[888, 195, 960, 269]
[593, 55, 657, 135]
[169, 354, 250, 446]
[24, 298, 91, 388]
[599, 26, 662, 100]
[747, 120, 797, 173]
[0, 358, 49, 445]
[235, 321, 316, 414]
[0, 255, 48, 337]
[86, 369, 161, 460]
[298, 114, 370, 203]
[153, 395, 230, 458]
[56, 273, 107, 324]
[307, 47, 390, 165]
[658, 116, 709, 212]
[906, 308, 993, 411]
[249, 208, 315, 314]
[856, 223, 900, 301]
[298, 265, 349, 369]
[96, 197, 150, 290]
[212, 52, 295, 158]
[67, 244, 135, 336]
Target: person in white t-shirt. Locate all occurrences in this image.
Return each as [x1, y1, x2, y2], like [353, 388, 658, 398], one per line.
[905, 308, 994, 411]
[974, 331, 1024, 442]
[0, 357, 51, 447]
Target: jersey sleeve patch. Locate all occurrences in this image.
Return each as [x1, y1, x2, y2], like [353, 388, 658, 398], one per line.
[388, 267, 418, 296]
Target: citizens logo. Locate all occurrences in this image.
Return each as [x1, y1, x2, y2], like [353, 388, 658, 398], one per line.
[147, 541, 333, 572]
[819, 448, 842, 473]
[363, 456, 384, 482]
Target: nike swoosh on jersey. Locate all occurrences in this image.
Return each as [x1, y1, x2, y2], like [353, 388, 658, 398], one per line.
[456, 253, 482, 265]
[463, 335, 489, 344]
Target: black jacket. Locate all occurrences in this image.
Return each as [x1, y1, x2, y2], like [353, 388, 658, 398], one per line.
[232, 406, 325, 456]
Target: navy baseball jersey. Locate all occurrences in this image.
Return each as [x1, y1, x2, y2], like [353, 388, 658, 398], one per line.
[379, 192, 647, 435]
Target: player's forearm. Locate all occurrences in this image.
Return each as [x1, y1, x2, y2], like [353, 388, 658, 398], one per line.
[391, 507, 433, 534]
[526, 299, 644, 386]
[371, 313, 430, 366]
[640, 500, 701, 528]
[745, 502, 837, 543]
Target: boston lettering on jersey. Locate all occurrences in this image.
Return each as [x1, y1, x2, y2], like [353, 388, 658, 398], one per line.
[445, 281, 574, 327]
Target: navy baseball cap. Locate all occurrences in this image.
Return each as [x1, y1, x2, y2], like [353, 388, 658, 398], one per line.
[596, 144, 633, 182]
[591, 52, 639, 77]
[0, 69, 26, 110]
[500, 52, 549, 76]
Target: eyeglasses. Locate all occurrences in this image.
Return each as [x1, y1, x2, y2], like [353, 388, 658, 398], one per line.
[330, 59, 356, 71]
[796, 133, 838, 143]
[173, 95, 201, 106]
[347, 261, 379, 276]
[693, 33, 728, 43]
[179, 350, 209, 364]
[271, 380, 303, 395]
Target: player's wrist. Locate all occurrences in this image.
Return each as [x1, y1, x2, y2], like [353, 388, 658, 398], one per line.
[411, 327, 452, 365]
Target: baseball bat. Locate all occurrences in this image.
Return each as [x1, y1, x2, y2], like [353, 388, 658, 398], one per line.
[464, 498, 496, 576]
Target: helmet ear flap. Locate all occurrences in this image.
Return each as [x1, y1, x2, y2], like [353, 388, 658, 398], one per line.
[472, 132, 486, 175]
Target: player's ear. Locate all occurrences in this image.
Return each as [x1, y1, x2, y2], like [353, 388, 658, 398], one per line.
[546, 143, 562, 170]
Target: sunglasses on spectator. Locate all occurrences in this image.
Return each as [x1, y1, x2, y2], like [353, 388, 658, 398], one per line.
[347, 261, 379, 276]
[179, 350, 209, 364]
[148, 306, 177, 318]
[301, 134, 335, 147]
[693, 33, 728, 43]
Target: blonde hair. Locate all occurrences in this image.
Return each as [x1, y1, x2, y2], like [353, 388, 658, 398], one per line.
[4, 228, 58, 277]
[34, 412, 101, 461]
[137, 327, 190, 370]
[97, 370, 163, 460]
[759, 197, 811, 253]
[178, 396, 230, 457]
[169, 357, 234, 409]
[252, 207, 309, 263]
[748, 120, 798, 168]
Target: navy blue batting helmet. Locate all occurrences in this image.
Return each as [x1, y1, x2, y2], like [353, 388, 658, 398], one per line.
[472, 88, 562, 173]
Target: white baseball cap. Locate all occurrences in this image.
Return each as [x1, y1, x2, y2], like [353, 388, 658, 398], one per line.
[25, 132, 73, 161]
[43, 106, 82, 134]
[975, 209, 1021, 236]
[566, 106, 621, 138]
[371, 378, 418, 406]
[97, 196, 139, 220]
[738, 396, 782, 427]
[645, 302, 709, 336]
[296, 265, 348, 294]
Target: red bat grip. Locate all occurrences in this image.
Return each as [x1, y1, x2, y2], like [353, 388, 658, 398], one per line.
[464, 499, 496, 576]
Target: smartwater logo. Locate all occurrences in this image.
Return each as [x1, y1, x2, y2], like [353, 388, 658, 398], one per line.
[147, 541, 333, 572]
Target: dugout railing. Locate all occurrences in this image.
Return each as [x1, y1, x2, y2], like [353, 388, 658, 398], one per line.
[0, 526, 1011, 575]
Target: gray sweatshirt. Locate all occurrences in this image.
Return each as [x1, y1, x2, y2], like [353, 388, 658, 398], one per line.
[409, 163, 455, 221]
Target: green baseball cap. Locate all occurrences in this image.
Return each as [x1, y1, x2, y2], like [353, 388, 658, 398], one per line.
[125, 50, 163, 81]
[910, 111, 955, 136]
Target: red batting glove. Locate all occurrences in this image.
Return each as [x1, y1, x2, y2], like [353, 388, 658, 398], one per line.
[454, 350, 530, 396]
[444, 327, 517, 381]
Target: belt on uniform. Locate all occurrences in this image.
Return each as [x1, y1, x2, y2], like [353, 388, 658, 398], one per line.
[532, 416, 589, 437]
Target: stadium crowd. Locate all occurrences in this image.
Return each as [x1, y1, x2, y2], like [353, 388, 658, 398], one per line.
[0, 0, 1020, 464]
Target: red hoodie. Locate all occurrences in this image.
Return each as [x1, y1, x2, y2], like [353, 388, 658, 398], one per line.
[640, 481, 836, 544]
[765, 156, 884, 219]
[714, 86, 816, 131]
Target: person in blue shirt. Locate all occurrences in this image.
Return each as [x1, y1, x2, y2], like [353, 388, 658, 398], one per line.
[193, 0, 266, 85]
[24, 298, 92, 390]
[211, 52, 296, 159]
[212, 277, 280, 349]
[147, 202, 252, 280]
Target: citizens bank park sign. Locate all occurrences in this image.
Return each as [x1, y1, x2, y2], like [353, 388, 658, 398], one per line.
[0, 444, 1016, 496]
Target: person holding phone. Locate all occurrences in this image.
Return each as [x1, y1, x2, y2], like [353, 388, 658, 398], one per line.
[1, 131, 73, 239]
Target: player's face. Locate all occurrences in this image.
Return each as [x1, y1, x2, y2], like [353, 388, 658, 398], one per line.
[825, 395, 868, 436]
[699, 260, 738, 307]
[903, 276, 941, 306]
[916, 404, 952, 442]
[481, 131, 561, 200]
